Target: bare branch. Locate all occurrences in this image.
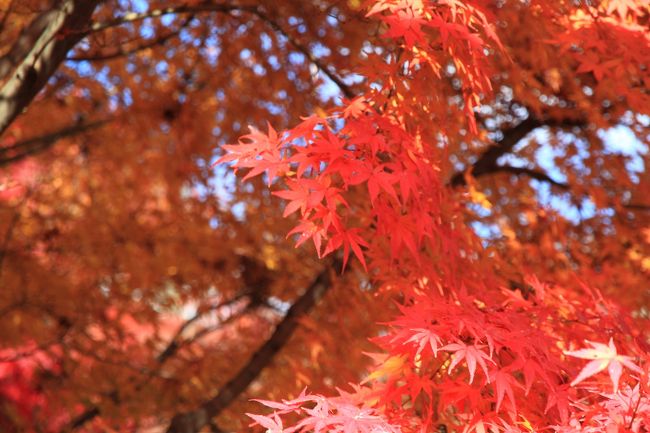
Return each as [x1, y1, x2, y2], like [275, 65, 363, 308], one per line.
[447, 117, 650, 214]
[67, 407, 100, 431]
[68, 28, 183, 62]
[165, 263, 338, 433]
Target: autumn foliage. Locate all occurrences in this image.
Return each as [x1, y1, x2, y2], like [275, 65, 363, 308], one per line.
[0, 0, 649, 432]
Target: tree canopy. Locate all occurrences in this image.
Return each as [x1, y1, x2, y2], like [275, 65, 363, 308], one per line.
[0, 0, 648, 432]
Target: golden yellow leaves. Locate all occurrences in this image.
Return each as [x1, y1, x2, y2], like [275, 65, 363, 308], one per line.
[364, 354, 407, 383]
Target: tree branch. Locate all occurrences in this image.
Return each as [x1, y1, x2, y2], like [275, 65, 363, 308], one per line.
[67, 252, 300, 431]
[85, 4, 240, 33]
[84, 3, 356, 98]
[447, 118, 650, 213]
[0, 0, 102, 136]
[68, 14, 195, 62]
[64, 294, 252, 432]
[449, 116, 542, 187]
[155, 293, 251, 364]
[448, 116, 585, 187]
[251, 9, 356, 99]
[621, 203, 650, 212]
[0, 119, 109, 167]
[482, 165, 569, 189]
[165, 264, 337, 433]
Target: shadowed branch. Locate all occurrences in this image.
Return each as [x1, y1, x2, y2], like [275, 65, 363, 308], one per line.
[448, 116, 585, 187]
[165, 263, 337, 433]
[448, 117, 650, 212]
[449, 116, 542, 187]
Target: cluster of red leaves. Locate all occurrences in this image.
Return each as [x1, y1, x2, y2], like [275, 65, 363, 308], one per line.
[219, 0, 650, 432]
[365, 0, 502, 131]
[375, 278, 650, 432]
[0, 347, 66, 432]
[248, 388, 402, 433]
[219, 107, 448, 271]
[554, 3, 650, 112]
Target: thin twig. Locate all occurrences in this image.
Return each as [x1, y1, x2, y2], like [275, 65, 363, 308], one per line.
[84, 3, 355, 98]
[485, 165, 569, 189]
[68, 17, 193, 62]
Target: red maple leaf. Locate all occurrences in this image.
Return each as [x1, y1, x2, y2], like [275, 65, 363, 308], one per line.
[442, 342, 494, 384]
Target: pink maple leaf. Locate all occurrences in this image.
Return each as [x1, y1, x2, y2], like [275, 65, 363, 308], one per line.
[564, 338, 643, 391]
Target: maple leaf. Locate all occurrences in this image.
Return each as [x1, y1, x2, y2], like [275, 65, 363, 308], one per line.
[382, 212, 419, 259]
[383, 9, 427, 47]
[217, 124, 286, 185]
[336, 158, 372, 187]
[253, 388, 316, 412]
[440, 378, 484, 410]
[274, 178, 345, 217]
[404, 372, 435, 403]
[287, 218, 328, 256]
[442, 342, 494, 384]
[365, 0, 392, 17]
[218, 123, 280, 164]
[565, 338, 643, 391]
[601, 384, 650, 416]
[364, 355, 407, 383]
[607, 0, 642, 18]
[324, 227, 369, 270]
[406, 328, 442, 357]
[490, 369, 520, 413]
[247, 412, 285, 432]
[544, 385, 571, 425]
[343, 97, 368, 119]
[8, 0, 650, 430]
[285, 115, 327, 143]
[274, 182, 315, 217]
[367, 166, 400, 204]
